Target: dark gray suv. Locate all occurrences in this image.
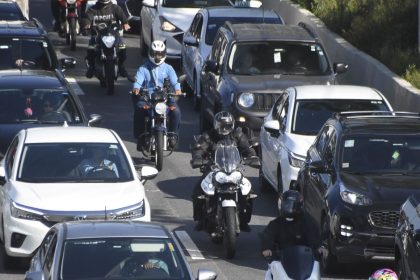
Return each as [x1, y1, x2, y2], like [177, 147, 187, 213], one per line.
[199, 22, 348, 142]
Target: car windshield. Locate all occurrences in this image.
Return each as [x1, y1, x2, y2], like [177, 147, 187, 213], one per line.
[227, 41, 331, 75]
[162, 0, 230, 8]
[293, 99, 390, 135]
[18, 143, 133, 182]
[60, 237, 189, 280]
[206, 16, 282, 45]
[0, 7, 24, 20]
[0, 37, 53, 70]
[0, 88, 82, 124]
[341, 134, 420, 174]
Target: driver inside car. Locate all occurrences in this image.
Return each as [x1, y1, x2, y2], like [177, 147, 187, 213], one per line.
[120, 252, 169, 278]
[76, 146, 119, 178]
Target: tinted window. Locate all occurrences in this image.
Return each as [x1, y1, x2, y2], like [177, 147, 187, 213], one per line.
[60, 238, 189, 279]
[18, 143, 133, 182]
[293, 99, 390, 135]
[0, 7, 24, 20]
[227, 41, 331, 75]
[341, 134, 420, 173]
[205, 16, 282, 45]
[162, 0, 230, 8]
[0, 38, 53, 70]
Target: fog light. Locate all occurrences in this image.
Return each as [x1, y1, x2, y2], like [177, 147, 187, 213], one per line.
[238, 116, 246, 122]
[340, 224, 353, 237]
[11, 232, 26, 248]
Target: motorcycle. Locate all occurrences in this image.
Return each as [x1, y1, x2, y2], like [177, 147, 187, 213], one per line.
[194, 139, 259, 259]
[264, 246, 320, 280]
[59, 0, 81, 51]
[89, 22, 121, 95]
[132, 77, 186, 171]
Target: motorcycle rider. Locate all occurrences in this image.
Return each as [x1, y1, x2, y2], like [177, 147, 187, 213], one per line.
[132, 40, 182, 150]
[84, 0, 130, 79]
[51, 0, 87, 32]
[190, 111, 257, 231]
[261, 190, 316, 258]
[369, 268, 398, 280]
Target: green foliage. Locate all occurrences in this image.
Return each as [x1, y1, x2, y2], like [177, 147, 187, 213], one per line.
[404, 64, 420, 89]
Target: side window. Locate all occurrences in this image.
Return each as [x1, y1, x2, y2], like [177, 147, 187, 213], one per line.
[278, 97, 289, 130]
[189, 14, 200, 34]
[315, 125, 331, 155]
[273, 93, 287, 120]
[43, 234, 57, 275]
[217, 37, 228, 66]
[324, 129, 337, 165]
[210, 33, 222, 60]
[192, 15, 203, 40]
[40, 231, 56, 263]
[5, 136, 19, 177]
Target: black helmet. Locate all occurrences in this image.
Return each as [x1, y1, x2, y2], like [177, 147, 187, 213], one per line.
[214, 111, 235, 136]
[279, 190, 303, 221]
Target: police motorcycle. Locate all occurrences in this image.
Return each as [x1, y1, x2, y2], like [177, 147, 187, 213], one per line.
[89, 21, 121, 95]
[131, 77, 185, 171]
[194, 139, 258, 259]
[60, 0, 82, 50]
[264, 246, 320, 280]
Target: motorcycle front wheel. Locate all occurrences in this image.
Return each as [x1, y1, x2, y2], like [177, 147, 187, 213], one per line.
[223, 207, 236, 259]
[69, 17, 77, 51]
[154, 131, 164, 171]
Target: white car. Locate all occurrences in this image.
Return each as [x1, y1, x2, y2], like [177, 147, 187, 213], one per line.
[0, 126, 157, 262]
[260, 85, 393, 193]
[181, 4, 283, 110]
[140, 0, 231, 59]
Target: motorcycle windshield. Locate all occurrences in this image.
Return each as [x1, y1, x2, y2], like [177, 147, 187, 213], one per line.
[214, 140, 240, 174]
[277, 246, 314, 280]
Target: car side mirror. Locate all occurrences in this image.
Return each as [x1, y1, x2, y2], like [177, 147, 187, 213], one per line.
[60, 57, 76, 71]
[333, 63, 348, 74]
[140, 166, 158, 182]
[142, 0, 156, 7]
[183, 33, 199, 47]
[197, 269, 217, 280]
[264, 120, 280, 138]
[203, 60, 219, 74]
[308, 160, 329, 173]
[24, 271, 44, 280]
[88, 114, 103, 126]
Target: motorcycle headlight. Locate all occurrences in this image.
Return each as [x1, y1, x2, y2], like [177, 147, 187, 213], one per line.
[215, 171, 242, 184]
[67, 0, 77, 4]
[102, 35, 116, 48]
[155, 102, 167, 115]
[10, 201, 43, 221]
[113, 201, 145, 220]
[238, 92, 255, 108]
[288, 151, 305, 168]
[339, 184, 372, 206]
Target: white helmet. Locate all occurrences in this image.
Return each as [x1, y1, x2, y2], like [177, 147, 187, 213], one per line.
[149, 40, 166, 65]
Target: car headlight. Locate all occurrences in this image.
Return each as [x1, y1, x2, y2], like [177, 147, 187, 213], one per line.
[155, 102, 167, 115]
[161, 21, 176, 32]
[339, 184, 372, 206]
[215, 171, 242, 184]
[288, 151, 305, 168]
[102, 35, 116, 48]
[113, 201, 145, 220]
[238, 92, 255, 108]
[10, 201, 43, 221]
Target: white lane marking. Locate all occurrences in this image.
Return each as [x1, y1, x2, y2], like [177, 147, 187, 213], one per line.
[66, 77, 85, 95]
[174, 230, 205, 260]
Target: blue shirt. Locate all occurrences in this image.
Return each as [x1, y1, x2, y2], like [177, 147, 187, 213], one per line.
[133, 60, 181, 91]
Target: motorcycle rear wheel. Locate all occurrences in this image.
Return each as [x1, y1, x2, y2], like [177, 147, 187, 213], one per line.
[154, 131, 164, 171]
[69, 17, 77, 51]
[223, 207, 236, 259]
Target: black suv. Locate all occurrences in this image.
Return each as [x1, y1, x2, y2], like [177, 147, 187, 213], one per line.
[395, 195, 420, 280]
[296, 112, 420, 272]
[199, 22, 347, 141]
[0, 20, 75, 71]
[0, 0, 26, 20]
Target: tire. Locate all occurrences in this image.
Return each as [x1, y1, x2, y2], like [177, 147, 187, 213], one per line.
[155, 131, 164, 171]
[320, 217, 338, 275]
[104, 61, 115, 95]
[193, 77, 201, 111]
[396, 255, 407, 280]
[69, 17, 77, 51]
[223, 207, 236, 259]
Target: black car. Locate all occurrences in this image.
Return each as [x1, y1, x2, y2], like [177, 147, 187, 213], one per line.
[199, 22, 347, 141]
[0, 0, 26, 20]
[0, 69, 102, 157]
[0, 20, 75, 71]
[395, 195, 420, 280]
[296, 111, 420, 272]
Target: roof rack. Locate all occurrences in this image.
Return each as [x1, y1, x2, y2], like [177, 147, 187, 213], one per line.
[333, 111, 420, 121]
[297, 22, 319, 40]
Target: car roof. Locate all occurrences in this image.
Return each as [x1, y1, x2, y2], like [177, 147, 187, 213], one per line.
[336, 115, 420, 134]
[0, 20, 45, 36]
[0, 69, 64, 89]
[61, 221, 170, 240]
[294, 85, 385, 100]
[206, 6, 280, 19]
[24, 127, 119, 144]
[226, 23, 315, 42]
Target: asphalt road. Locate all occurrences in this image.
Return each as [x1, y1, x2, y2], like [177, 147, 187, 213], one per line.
[0, 1, 395, 279]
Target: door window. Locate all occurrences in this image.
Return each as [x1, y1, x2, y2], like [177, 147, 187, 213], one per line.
[5, 136, 18, 177]
[191, 14, 203, 40]
[43, 233, 57, 276]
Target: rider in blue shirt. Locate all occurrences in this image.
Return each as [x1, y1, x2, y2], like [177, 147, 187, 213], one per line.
[132, 40, 182, 150]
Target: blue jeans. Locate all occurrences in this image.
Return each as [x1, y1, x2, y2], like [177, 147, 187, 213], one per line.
[132, 95, 181, 139]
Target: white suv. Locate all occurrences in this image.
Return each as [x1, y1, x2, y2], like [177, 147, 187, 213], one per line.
[260, 85, 393, 193]
[0, 126, 156, 262]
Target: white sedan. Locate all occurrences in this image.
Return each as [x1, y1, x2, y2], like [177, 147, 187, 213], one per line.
[260, 85, 393, 194]
[0, 126, 157, 263]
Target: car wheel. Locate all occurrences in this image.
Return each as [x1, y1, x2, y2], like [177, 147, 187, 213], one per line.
[320, 217, 338, 275]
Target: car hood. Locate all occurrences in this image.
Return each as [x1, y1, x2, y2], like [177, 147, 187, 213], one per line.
[340, 173, 420, 205]
[11, 181, 145, 211]
[284, 133, 316, 158]
[230, 74, 333, 92]
[161, 7, 200, 31]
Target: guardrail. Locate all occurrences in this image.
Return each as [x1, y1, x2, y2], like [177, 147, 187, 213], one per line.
[264, 0, 420, 111]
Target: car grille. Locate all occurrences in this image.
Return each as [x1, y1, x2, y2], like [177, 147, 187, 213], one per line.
[368, 211, 399, 229]
[126, 0, 141, 16]
[253, 93, 279, 111]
